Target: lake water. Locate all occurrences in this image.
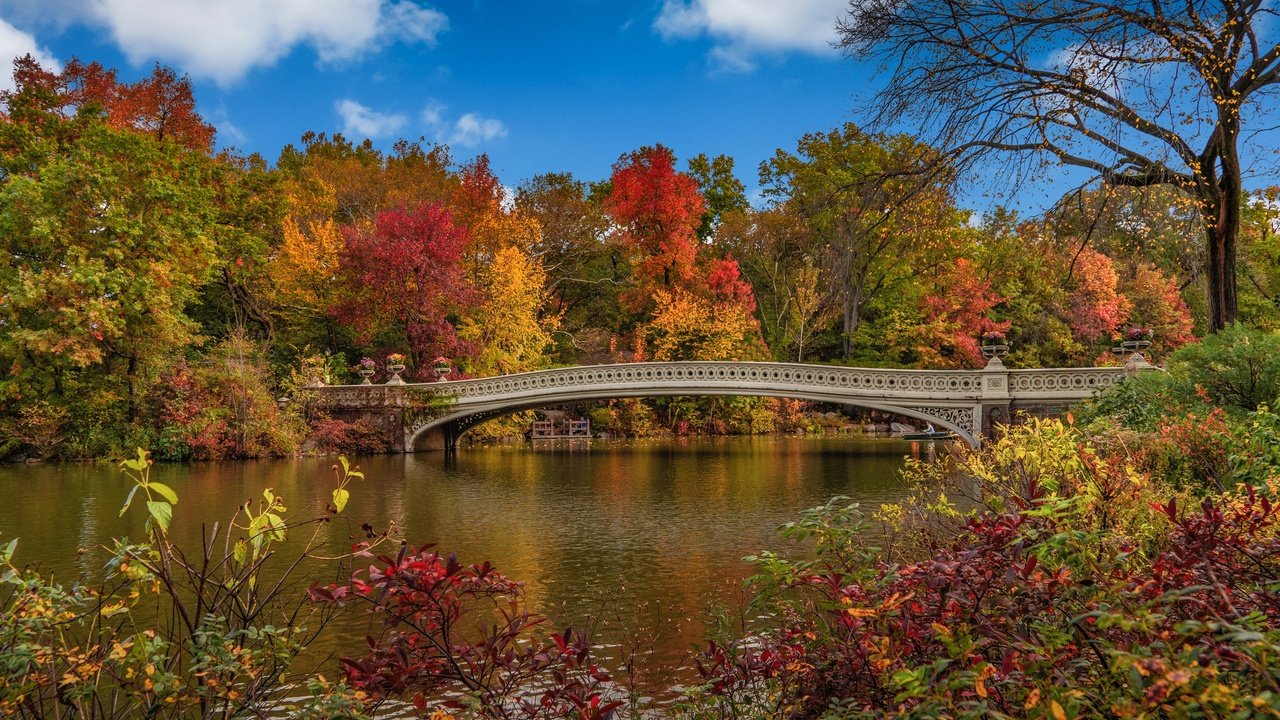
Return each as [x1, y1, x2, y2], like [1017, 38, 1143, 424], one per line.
[0, 436, 914, 701]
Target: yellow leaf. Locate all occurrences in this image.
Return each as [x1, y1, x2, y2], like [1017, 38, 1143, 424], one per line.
[1050, 699, 1067, 720]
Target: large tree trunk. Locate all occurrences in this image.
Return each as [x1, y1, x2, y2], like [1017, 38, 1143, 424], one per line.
[1204, 115, 1242, 333]
[1205, 197, 1239, 332]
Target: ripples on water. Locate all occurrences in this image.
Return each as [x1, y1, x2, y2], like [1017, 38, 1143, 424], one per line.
[0, 435, 914, 702]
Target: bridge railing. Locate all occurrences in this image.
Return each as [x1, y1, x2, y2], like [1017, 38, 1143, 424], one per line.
[306, 361, 1129, 407]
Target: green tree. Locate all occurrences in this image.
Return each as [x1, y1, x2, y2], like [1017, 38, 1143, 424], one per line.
[0, 119, 219, 431]
[515, 172, 621, 358]
[760, 125, 964, 360]
[687, 152, 748, 241]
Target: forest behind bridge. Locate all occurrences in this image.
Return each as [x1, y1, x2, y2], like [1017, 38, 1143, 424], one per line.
[1, 56, 1277, 460]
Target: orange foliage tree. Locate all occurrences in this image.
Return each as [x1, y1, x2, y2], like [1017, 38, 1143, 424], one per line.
[4, 55, 215, 151]
[1066, 247, 1132, 346]
[912, 258, 1010, 368]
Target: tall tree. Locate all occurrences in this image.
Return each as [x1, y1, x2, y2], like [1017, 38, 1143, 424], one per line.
[0, 115, 219, 423]
[604, 145, 704, 313]
[838, 0, 1280, 331]
[458, 246, 559, 376]
[761, 125, 962, 359]
[516, 172, 622, 357]
[687, 152, 748, 241]
[330, 203, 474, 374]
[4, 55, 215, 152]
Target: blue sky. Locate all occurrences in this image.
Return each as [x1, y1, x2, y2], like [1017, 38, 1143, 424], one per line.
[0, 0, 1073, 212]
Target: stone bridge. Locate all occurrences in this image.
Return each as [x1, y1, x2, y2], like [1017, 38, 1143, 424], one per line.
[305, 359, 1148, 452]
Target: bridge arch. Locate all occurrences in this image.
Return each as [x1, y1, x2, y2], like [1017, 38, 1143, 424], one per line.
[407, 387, 981, 450]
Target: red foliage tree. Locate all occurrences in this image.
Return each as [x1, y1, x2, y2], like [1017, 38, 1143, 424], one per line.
[1125, 263, 1196, 352]
[604, 145, 705, 311]
[331, 203, 475, 374]
[705, 255, 757, 315]
[2, 55, 215, 152]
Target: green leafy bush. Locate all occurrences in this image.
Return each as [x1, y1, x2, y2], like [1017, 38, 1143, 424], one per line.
[1166, 323, 1280, 411]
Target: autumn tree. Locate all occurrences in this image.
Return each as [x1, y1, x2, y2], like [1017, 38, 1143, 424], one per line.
[719, 207, 838, 362]
[1125, 263, 1197, 355]
[838, 0, 1280, 332]
[276, 133, 457, 227]
[760, 124, 964, 359]
[330, 203, 474, 374]
[458, 246, 559, 376]
[0, 102, 220, 425]
[1066, 247, 1132, 346]
[604, 145, 704, 313]
[4, 55, 215, 151]
[452, 155, 541, 283]
[646, 287, 764, 362]
[516, 172, 620, 357]
[908, 258, 1010, 368]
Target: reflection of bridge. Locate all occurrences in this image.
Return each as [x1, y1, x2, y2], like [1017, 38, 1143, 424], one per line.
[307, 360, 1144, 452]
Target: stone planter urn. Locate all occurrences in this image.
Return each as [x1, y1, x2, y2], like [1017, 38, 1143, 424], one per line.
[357, 368, 375, 385]
[980, 344, 1010, 360]
[385, 355, 407, 385]
[433, 357, 452, 382]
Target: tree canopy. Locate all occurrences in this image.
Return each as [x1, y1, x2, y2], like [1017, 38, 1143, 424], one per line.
[837, 0, 1280, 331]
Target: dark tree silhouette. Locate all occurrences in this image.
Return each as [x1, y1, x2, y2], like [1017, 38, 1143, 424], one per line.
[838, 0, 1280, 331]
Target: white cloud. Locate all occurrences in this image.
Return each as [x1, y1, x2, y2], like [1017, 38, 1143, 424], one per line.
[382, 0, 448, 45]
[0, 18, 61, 92]
[421, 102, 507, 147]
[209, 106, 247, 146]
[450, 112, 507, 146]
[86, 0, 447, 85]
[336, 98, 407, 138]
[654, 0, 845, 71]
[420, 101, 446, 128]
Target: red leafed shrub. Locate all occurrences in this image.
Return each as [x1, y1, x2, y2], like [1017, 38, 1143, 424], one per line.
[689, 423, 1280, 718]
[1155, 406, 1235, 491]
[311, 545, 623, 719]
[307, 417, 393, 456]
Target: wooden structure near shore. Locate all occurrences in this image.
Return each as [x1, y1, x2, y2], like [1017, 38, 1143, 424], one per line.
[528, 418, 591, 440]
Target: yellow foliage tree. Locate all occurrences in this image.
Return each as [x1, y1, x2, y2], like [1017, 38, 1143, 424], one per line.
[646, 288, 765, 361]
[270, 215, 344, 313]
[459, 246, 559, 376]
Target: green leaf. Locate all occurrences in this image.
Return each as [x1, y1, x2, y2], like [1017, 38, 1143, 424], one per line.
[148, 482, 178, 505]
[122, 447, 149, 472]
[264, 513, 286, 541]
[0, 538, 16, 564]
[119, 484, 140, 517]
[233, 539, 247, 565]
[146, 501, 173, 533]
[332, 487, 350, 513]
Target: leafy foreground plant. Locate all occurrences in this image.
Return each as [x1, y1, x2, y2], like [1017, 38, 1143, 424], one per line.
[685, 421, 1280, 719]
[311, 545, 625, 719]
[0, 450, 384, 719]
[1, 449, 630, 719]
